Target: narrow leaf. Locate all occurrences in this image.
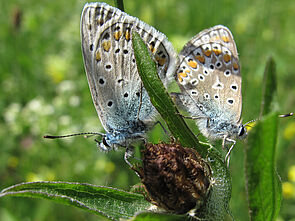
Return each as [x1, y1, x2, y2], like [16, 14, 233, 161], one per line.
[131, 211, 186, 221]
[114, 0, 124, 12]
[0, 181, 150, 220]
[260, 57, 277, 117]
[131, 31, 205, 155]
[245, 112, 282, 221]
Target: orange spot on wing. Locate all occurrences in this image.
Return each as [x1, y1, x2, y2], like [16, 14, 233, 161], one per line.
[179, 72, 188, 78]
[222, 36, 230, 43]
[223, 54, 231, 63]
[204, 49, 212, 57]
[211, 36, 220, 41]
[195, 55, 205, 64]
[188, 60, 198, 69]
[156, 56, 166, 66]
[125, 30, 131, 41]
[213, 49, 222, 56]
[102, 41, 111, 52]
[233, 63, 239, 70]
[114, 31, 122, 41]
[149, 45, 156, 53]
[178, 76, 183, 82]
[96, 51, 101, 61]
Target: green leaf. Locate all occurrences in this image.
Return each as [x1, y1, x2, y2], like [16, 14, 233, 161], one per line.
[0, 181, 151, 220]
[130, 211, 186, 221]
[245, 57, 282, 220]
[260, 57, 277, 117]
[131, 210, 234, 221]
[245, 112, 281, 221]
[131, 31, 204, 155]
[132, 31, 232, 221]
[114, 0, 124, 12]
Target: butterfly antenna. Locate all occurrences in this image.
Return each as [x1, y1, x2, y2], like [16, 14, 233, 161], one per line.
[243, 118, 258, 127]
[43, 132, 105, 139]
[279, 112, 294, 118]
[243, 112, 293, 128]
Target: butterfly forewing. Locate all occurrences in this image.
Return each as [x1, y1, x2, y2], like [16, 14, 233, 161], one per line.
[81, 3, 177, 136]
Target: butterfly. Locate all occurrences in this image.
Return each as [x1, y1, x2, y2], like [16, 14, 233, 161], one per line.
[80, 2, 177, 157]
[172, 25, 246, 165]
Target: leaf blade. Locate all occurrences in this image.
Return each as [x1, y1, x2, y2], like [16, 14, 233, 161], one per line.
[131, 211, 186, 221]
[0, 181, 151, 220]
[131, 31, 204, 155]
[245, 112, 282, 221]
[260, 57, 277, 117]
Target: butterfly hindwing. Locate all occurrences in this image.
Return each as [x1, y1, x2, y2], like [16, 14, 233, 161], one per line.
[176, 25, 242, 123]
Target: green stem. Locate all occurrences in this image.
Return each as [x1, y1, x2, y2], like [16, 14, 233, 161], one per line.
[114, 0, 125, 12]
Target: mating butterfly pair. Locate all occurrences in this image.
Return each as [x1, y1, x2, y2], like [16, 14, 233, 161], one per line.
[45, 2, 246, 165]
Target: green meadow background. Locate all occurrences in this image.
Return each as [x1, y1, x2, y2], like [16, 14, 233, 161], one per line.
[1, 0, 295, 220]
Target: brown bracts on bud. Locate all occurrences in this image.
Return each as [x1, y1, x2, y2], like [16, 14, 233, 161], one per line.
[134, 143, 211, 214]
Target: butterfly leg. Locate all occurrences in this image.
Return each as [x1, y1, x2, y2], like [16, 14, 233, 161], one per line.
[187, 208, 208, 220]
[124, 145, 135, 168]
[177, 112, 204, 120]
[124, 145, 142, 178]
[223, 136, 236, 167]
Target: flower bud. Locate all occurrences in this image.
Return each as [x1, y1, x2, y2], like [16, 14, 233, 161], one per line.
[135, 142, 211, 214]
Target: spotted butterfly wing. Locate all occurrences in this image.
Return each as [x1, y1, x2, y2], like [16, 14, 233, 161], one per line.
[174, 25, 243, 141]
[81, 3, 177, 150]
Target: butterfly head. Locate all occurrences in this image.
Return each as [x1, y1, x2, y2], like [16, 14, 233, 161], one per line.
[237, 124, 247, 139]
[97, 133, 122, 152]
[98, 136, 112, 152]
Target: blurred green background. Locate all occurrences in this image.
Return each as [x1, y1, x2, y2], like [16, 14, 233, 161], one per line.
[1, 0, 295, 220]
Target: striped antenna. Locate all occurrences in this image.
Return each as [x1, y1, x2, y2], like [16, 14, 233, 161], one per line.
[43, 132, 105, 139]
[279, 112, 293, 118]
[244, 112, 293, 127]
[243, 118, 258, 127]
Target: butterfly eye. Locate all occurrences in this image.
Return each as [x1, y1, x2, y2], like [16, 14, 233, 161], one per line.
[102, 137, 111, 148]
[238, 126, 246, 136]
